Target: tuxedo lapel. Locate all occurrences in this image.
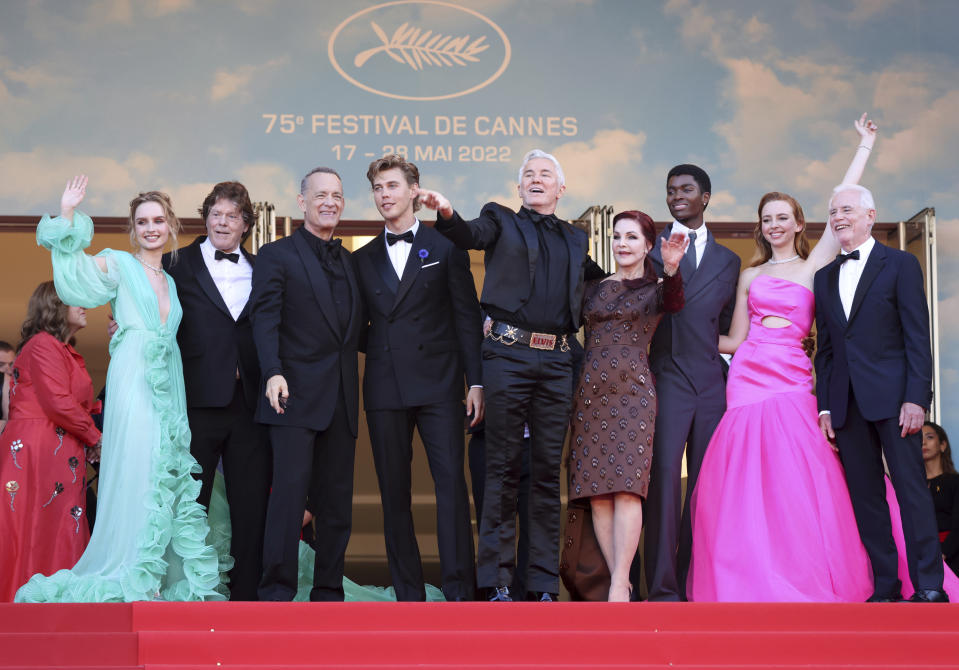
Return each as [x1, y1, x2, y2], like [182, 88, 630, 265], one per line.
[187, 239, 233, 319]
[370, 231, 400, 294]
[847, 241, 886, 326]
[517, 211, 539, 288]
[292, 229, 341, 341]
[392, 227, 432, 311]
[827, 260, 847, 327]
[340, 245, 361, 339]
[237, 246, 256, 320]
[682, 231, 722, 300]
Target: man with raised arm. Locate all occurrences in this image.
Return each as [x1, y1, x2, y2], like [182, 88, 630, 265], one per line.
[420, 149, 605, 601]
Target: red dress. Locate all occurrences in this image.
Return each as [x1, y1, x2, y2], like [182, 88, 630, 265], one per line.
[0, 332, 101, 601]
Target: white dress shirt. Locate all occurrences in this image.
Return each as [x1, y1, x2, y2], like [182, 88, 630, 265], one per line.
[670, 219, 708, 268]
[200, 237, 253, 321]
[384, 220, 419, 279]
[838, 236, 876, 319]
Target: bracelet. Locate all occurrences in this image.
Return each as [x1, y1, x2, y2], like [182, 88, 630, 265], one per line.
[858, 145, 872, 151]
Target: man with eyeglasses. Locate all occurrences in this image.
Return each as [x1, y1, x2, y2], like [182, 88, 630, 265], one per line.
[162, 181, 270, 600]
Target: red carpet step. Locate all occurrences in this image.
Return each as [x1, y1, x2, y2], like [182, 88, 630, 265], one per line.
[1, 601, 956, 669]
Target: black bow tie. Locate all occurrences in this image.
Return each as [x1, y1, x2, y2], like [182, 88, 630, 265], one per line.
[524, 207, 561, 232]
[214, 250, 240, 263]
[386, 230, 415, 246]
[836, 250, 860, 264]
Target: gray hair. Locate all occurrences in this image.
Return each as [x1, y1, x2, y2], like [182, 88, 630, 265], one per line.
[517, 149, 565, 187]
[300, 166, 342, 195]
[829, 183, 876, 212]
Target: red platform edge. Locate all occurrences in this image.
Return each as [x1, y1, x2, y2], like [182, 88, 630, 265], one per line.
[1, 601, 958, 668]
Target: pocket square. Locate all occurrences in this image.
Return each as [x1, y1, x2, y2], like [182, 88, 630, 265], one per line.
[421, 261, 440, 269]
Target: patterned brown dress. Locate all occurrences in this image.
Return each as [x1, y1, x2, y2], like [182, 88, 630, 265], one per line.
[568, 274, 684, 500]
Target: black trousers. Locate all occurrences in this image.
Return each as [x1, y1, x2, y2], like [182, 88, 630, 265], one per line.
[478, 338, 573, 594]
[469, 430, 531, 598]
[258, 395, 355, 602]
[836, 387, 944, 597]
[188, 379, 271, 601]
[640, 363, 726, 601]
[367, 400, 476, 601]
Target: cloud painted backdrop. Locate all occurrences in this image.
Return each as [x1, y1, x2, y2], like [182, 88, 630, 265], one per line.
[2, 0, 958, 432]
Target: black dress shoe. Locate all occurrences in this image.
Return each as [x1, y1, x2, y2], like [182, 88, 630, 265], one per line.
[487, 586, 512, 602]
[909, 589, 949, 603]
[533, 591, 558, 602]
[866, 592, 903, 602]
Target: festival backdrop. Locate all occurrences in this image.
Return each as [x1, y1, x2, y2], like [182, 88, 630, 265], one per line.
[1, 0, 958, 433]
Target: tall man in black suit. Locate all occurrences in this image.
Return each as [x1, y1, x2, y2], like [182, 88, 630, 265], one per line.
[354, 155, 483, 601]
[251, 167, 363, 601]
[815, 184, 946, 602]
[643, 165, 740, 601]
[420, 149, 605, 601]
[163, 181, 270, 600]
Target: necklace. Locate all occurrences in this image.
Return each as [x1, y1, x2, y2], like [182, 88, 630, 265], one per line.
[767, 254, 800, 265]
[135, 253, 163, 277]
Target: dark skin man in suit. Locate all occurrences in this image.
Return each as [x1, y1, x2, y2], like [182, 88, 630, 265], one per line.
[252, 168, 363, 601]
[354, 155, 483, 601]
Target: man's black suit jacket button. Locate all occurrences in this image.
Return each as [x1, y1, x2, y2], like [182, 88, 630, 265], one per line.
[413, 316, 419, 322]
[375, 289, 381, 295]
[384, 346, 389, 352]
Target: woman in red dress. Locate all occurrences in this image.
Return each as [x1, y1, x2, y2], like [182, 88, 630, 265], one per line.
[0, 281, 101, 601]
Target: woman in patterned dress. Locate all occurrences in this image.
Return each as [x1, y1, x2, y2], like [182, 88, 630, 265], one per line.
[568, 211, 686, 601]
[0, 282, 100, 601]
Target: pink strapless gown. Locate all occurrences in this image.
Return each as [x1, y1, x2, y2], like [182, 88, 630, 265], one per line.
[688, 275, 959, 601]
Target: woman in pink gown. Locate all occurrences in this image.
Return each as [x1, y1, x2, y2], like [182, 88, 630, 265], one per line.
[688, 115, 959, 601]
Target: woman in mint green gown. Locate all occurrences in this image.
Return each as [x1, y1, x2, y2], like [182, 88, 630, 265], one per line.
[16, 176, 228, 602]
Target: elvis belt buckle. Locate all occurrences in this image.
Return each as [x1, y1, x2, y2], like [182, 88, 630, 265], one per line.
[529, 332, 557, 350]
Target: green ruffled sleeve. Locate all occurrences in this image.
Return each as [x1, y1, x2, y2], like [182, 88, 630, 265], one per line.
[37, 210, 118, 308]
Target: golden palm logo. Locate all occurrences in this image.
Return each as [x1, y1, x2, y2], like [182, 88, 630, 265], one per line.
[354, 22, 490, 70]
[329, 1, 511, 102]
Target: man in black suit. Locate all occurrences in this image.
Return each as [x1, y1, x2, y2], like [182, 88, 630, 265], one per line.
[353, 154, 483, 601]
[420, 149, 605, 601]
[251, 167, 363, 601]
[815, 184, 946, 602]
[163, 181, 269, 600]
[642, 165, 740, 601]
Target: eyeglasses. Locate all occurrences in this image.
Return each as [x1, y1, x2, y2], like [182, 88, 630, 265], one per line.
[210, 210, 242, 223]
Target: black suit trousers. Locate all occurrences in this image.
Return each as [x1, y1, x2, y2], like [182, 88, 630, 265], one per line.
[367, 400, 476, 601]
[836, 386, 944, 596]
[478, 338, 572, 594]
[258, 393, 356, 602]
[188, 379, 271, 601]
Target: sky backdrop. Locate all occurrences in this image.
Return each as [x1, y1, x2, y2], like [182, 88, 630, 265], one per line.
[2, 0, 959, 433]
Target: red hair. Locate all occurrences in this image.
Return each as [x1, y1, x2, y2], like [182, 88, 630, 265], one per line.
[613, 210, 658, 282]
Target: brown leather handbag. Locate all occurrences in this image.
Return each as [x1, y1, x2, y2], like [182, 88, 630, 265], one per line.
[559, 498, 611, 601]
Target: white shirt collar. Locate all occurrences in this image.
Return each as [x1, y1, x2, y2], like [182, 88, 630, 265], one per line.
[383, 219, 419, 239]
[200, 236, 242, 257]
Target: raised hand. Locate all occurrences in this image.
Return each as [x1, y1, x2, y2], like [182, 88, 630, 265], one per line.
[418, 189, 453, 219]
[660, 232, 689, 275]
[60, 175, 88, 218]
[854, 113, 878, 148]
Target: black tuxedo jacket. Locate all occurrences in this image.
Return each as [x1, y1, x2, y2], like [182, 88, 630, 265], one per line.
[435, 203, 604, 328]
[648, 225, 739, 393]
[163, 237, 260, 410]
[814, 240, 932, 427]
[250, 227, 363, 435]
[354, 224, 482, 411]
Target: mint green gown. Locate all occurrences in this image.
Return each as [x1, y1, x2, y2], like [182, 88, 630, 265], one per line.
[15, 211, 229, 602]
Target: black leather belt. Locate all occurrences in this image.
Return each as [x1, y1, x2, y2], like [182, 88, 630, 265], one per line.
[487, 320, 570, 352]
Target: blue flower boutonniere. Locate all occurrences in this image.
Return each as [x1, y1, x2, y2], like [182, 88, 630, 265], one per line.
[418, 248, 429, 265]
